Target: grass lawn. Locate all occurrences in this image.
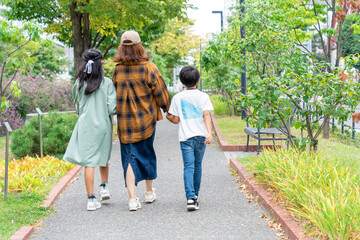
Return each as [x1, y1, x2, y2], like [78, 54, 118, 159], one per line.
[214, 114, 360, 169]
[0, 157, 74, 239]
[0, 193, 53, 240]
[214, 115, 280, 145]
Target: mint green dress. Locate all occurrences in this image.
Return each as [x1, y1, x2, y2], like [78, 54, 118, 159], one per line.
[63, 77, 116, 167]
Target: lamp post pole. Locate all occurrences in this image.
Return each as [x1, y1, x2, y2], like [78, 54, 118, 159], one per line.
[240, 0, 247, 119]
[200, 42, 203, 91]
[211, 11, 223, 32]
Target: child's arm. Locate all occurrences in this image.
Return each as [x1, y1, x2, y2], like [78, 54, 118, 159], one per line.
[203, 110, 212, 144]
[166, 112, 180, 124]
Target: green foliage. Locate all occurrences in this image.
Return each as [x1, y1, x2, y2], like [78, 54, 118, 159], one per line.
[241, 149, 360, 239]
[209, 95, 230, 116]
[150, 18, 200, 85]
[201, 0, 360, 151]
[29, 43, 69, 77]
[103, 58, 116, 80]
[0, 20, 49, 112]
[201, 32, 241, 116]
[342, 16, 360, 71]
[0, 154, 73, 240]
[168, 91, 176, 100]
[2, 0, 189, 72]
[10, 112, 78, 158]
[149, 52, 172, 85]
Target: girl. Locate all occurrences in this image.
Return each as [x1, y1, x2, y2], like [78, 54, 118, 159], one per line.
[64, 48, 116, 211]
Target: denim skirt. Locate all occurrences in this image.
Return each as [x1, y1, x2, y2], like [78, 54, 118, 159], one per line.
[120, 131, 157, 186]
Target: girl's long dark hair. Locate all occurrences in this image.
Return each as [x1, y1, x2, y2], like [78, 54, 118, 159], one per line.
[77, 48, 104, 95]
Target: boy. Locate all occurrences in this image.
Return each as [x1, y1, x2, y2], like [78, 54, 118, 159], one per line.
[166, 65, 213, 211]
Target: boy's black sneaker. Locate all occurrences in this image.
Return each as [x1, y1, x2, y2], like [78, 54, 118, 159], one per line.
[187, 198, 199, 211]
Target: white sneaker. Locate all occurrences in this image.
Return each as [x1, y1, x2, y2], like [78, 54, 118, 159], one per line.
[129, 197, 141, 211]
[99, 183, 110, 201]
[87, 197, 101, 211]
[100, 189, 110, 201]
[144, 188, 156, 203]
[187, 198, 199, 211]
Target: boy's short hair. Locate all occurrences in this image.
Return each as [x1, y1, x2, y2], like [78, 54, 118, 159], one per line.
[179, 65, 200, 87]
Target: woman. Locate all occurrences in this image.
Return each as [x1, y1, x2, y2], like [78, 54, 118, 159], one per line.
[112, 30, 171, 211]
[64, 48, 116, 211]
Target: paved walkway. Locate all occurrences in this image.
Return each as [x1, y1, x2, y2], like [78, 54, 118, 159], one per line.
[30, 118, 279, 240]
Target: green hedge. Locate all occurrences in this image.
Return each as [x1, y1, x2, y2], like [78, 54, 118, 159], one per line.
[11, 112, 78, 158]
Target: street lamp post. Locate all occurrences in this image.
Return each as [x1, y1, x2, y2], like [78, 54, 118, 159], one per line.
[199, 42, 202, 91]
[240, 0, 247, 119]
[211, 11, 223, 32]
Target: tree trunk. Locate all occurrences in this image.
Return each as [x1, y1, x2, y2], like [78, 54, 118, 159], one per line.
[322, 118, 330, 139]
[70, 1, 90, 78]
[313, 139, 319, 153]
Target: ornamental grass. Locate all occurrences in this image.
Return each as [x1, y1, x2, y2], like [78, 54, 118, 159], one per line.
[243, 149, 360, 239]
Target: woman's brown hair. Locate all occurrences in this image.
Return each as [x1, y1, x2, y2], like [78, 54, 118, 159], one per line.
[112, 43, 150, 64]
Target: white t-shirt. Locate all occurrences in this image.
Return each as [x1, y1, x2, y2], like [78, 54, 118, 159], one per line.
[169, 89, 214, 142]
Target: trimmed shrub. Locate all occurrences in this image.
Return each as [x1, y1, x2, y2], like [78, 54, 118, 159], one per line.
[10, 111, 78, 158]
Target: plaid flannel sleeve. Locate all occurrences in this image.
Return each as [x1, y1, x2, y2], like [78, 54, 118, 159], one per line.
[151, 68, 171, 113]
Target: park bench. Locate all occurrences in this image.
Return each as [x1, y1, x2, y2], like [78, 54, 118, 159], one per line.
[244, 126, 289, 154]
[244, 106, 295, 154]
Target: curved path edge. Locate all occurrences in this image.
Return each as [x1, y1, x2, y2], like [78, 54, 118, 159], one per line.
[210, 112, 277, 151]
[229, 158, 310, 240]
[9, 165, 82, 240]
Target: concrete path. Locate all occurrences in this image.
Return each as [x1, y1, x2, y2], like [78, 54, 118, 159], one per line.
[30, 118, 279, 240]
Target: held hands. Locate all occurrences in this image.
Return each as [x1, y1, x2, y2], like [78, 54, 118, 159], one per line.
[353, 112, 360, 123]
[205, 133, 212, 144]
[166, 112, 180, 124]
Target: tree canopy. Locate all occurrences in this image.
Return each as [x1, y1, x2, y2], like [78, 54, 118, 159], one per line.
[1, 0, 188, 72]
[0, 20, 48, 112]
[150, 18, 200, 85]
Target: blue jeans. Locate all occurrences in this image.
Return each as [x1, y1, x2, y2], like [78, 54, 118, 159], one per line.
[180, 136, 206, 200]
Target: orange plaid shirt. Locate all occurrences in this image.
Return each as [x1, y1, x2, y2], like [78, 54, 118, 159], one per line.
[112, 61, 170, 144]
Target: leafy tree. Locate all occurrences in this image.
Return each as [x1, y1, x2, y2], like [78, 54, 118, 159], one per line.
[1, 41, 69, 77]
[149, 52, 171, 84]
[30, 43, 69, 77]
[342, 16, 360, 71]
[150, 18, 200, 85]
[201, 0, 360, 152]
[234, 0, 360, 151]
[0, 20, 49, 113]
[2, 0, 188, 73]
[292, 0, 360, 138]
[201, 32, 241, 116]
